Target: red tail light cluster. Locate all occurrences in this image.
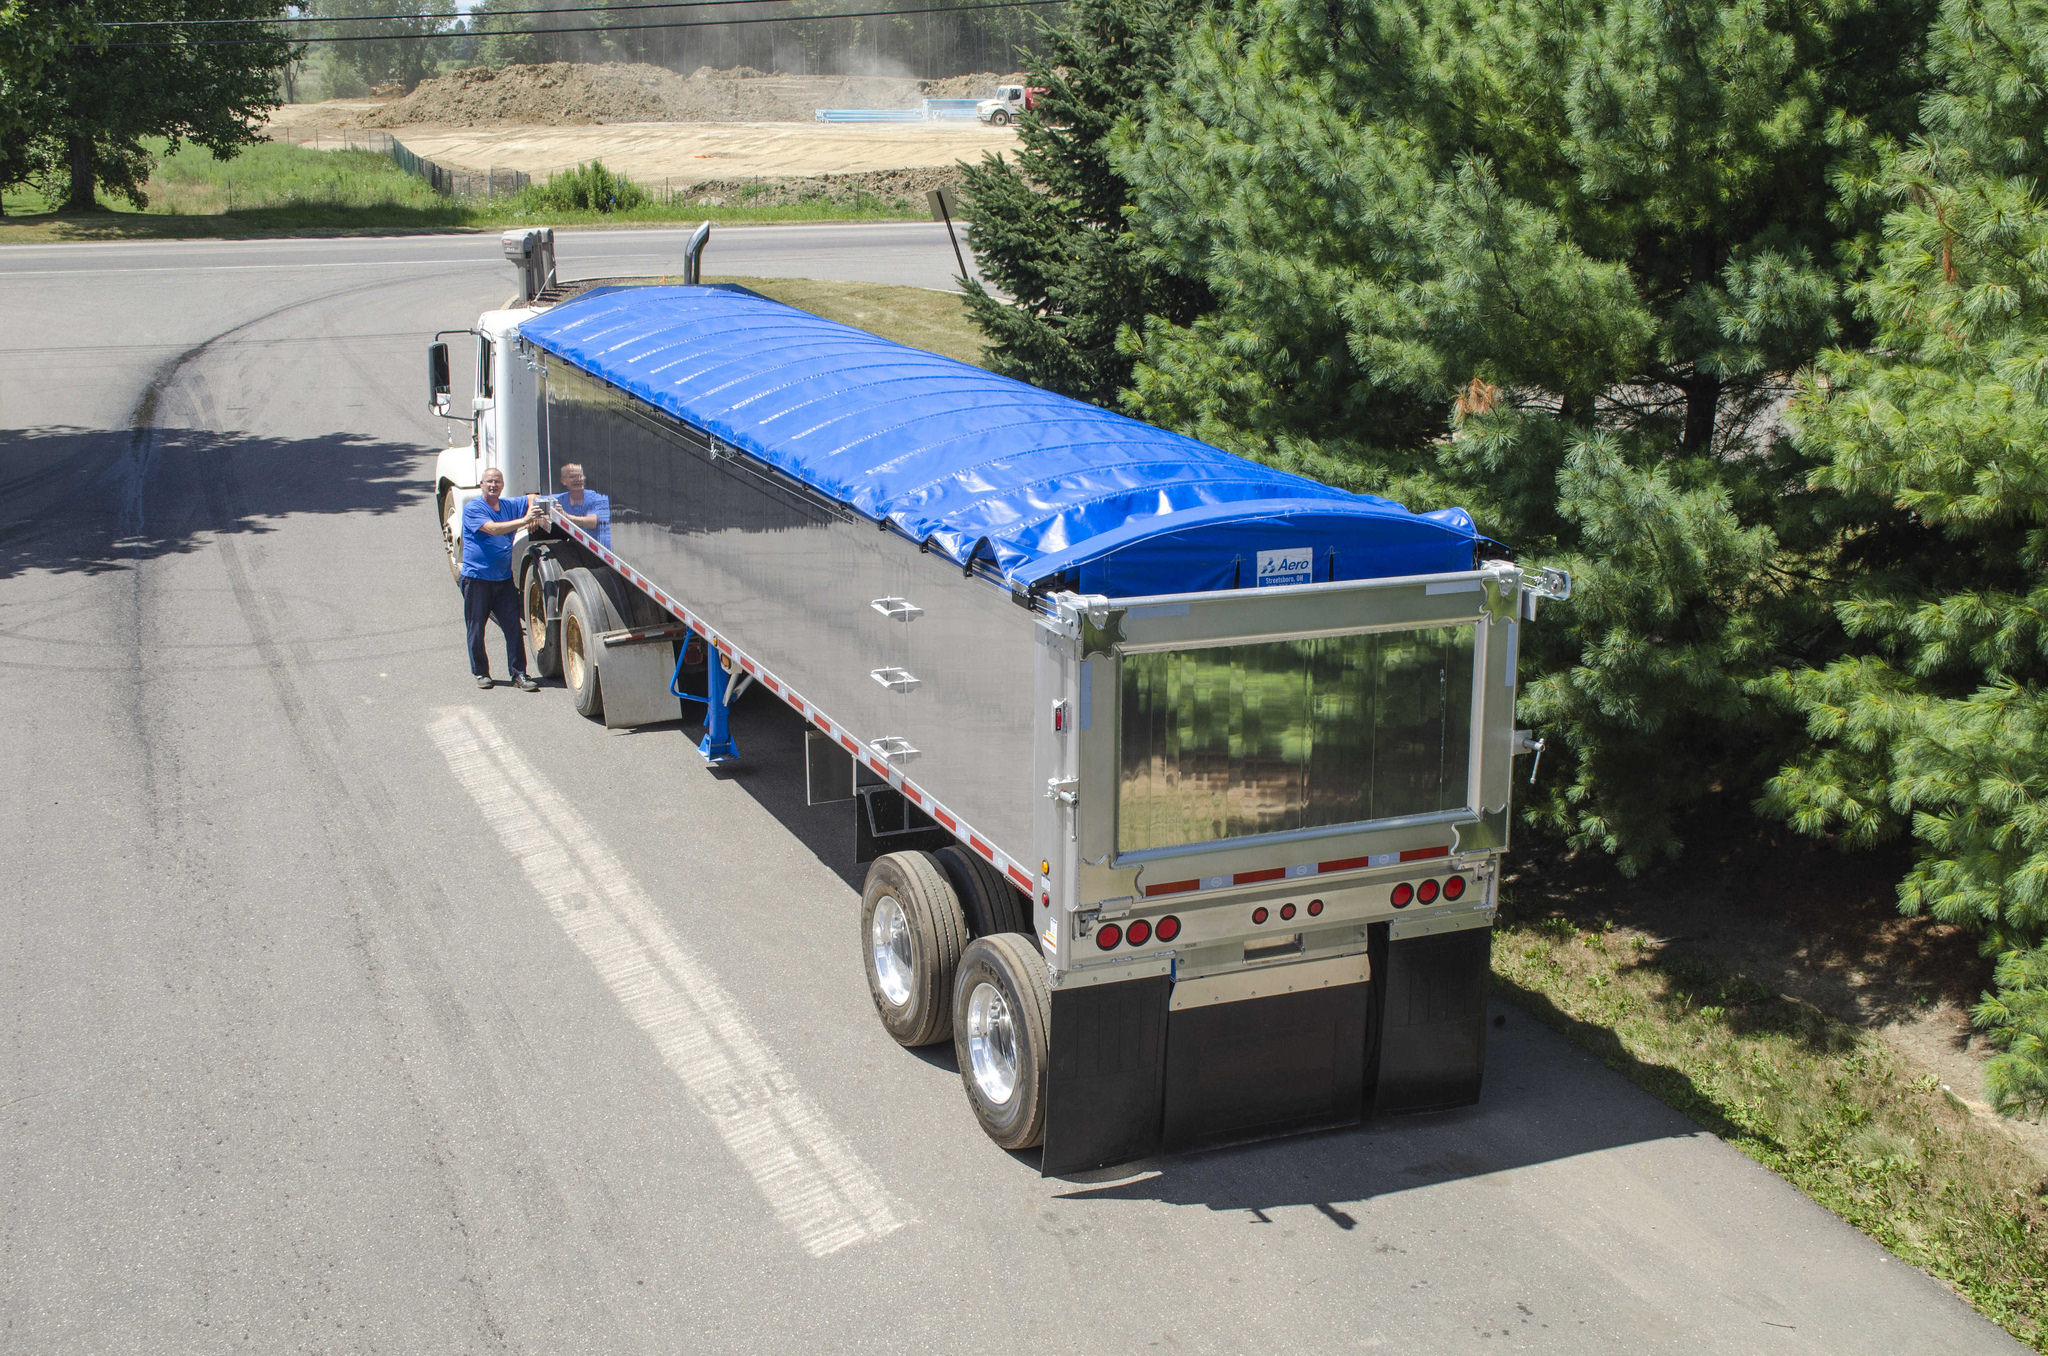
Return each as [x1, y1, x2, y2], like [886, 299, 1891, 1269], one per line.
[1390, 875, 1468, 909]
[1096, 915, 1180, 950]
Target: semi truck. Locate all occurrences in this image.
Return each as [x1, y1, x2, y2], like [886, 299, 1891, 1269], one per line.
[430, 226, 1568, 1174]
[975, 84, 1043, 125]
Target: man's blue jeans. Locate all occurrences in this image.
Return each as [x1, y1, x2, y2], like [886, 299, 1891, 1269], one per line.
[461, 576, 526, 679]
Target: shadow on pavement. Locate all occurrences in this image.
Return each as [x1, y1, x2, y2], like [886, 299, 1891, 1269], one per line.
[689, 671, 1705, 1207]
[0, 424, 433, 581]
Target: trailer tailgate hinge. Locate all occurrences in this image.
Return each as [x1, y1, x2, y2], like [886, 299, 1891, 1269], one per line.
[1044, 776, 1077, 806]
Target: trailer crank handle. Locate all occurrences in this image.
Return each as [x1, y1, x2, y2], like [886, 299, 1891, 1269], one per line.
[1514, 730, 1547, 784]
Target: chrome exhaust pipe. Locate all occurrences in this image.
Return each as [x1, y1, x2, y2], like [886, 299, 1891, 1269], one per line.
[684, 221, 711, 285]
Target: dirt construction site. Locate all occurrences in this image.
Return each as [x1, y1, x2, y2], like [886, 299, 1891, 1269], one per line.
[267, 63, 1022, 188]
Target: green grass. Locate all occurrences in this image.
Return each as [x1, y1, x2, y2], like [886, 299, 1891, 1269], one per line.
[1494, 902, 2048, 1349]
[712, 276, 984, 366]
[0, 138, 924, 242]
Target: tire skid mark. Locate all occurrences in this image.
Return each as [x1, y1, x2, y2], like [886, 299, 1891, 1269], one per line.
[428, 705, 907, 1259]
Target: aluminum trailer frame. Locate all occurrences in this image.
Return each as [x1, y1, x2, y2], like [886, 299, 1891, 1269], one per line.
[513, 340, 1558, 1172]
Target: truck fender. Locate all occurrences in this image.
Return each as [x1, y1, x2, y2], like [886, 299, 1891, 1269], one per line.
[433, 444, 481, 493]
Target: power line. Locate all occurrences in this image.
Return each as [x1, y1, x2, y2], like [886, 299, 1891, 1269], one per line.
[106, 0, 832, 27]
[106, 0, 1063, 46]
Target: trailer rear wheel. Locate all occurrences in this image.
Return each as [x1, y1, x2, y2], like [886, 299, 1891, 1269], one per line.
[953, 933, 1051, 1150]
[861, 851, 968, 1047]
[935, 844, 1030, 938]
[523, 563, 561, 679]
[559, 583, 604, 719]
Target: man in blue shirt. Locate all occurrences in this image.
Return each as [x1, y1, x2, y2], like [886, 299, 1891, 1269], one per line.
[461, 466, 545, 691]
[551, 462, 610, 547]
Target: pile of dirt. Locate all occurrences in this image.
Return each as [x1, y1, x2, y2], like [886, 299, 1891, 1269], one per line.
[367, 63, 1028, 128]
[679, 165, 965, 207]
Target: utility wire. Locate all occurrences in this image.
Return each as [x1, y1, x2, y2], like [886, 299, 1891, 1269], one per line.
[108, 0, 1062, 45]
[106, 0, 837, 27]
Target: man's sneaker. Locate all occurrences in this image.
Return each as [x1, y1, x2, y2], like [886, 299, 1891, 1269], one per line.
[475, 674, 494, 690]
[514, 674, 541, 692]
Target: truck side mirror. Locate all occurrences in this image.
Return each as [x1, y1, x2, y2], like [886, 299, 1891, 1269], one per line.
[428, 341, 451, 416]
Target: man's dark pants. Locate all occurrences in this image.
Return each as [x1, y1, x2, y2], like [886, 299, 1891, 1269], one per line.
[461, 575, 527, 679]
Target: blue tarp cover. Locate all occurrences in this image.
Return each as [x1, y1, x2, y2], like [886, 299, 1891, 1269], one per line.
[518, 285, 1479, 596]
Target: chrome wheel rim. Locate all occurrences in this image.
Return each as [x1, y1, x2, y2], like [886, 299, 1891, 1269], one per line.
[563, 612, 587, 693]
[870, 895, 913, 1008]
[966, 981, 1019, 1105]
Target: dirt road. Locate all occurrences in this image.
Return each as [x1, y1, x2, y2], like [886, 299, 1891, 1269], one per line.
[373, 120, 1016, 186]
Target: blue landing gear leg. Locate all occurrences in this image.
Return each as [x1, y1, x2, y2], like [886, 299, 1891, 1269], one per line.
[697, 648, 741, 764]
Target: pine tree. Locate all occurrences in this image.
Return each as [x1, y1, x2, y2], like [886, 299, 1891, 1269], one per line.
[956, 0, 1213, 407]
[1109, 0, 1934, 869]
[1764, 0, 2048, 1112]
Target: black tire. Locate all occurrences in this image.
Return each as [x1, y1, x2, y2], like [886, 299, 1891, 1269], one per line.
[559, 579, 605, 719]
[439, 489, 463, 587]
[989, 108, 1011, 126]
[935, 844, 1031, 938]
[952, 933, 1052, 1150]
[861, 851, 969, 1047]
[523, 560, 562, 679]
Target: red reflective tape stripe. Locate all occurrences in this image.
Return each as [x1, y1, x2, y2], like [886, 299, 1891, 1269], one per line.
[740, 657, 757, 673]
[1144, 879, 1200, 898]
[1006, 866, 1033, 892]
[1233, 867, 1285, 885]
[1318, 855, 1373, 874]
[933, 809, 957, 830]
[1400, 846, 1450, 863]
[764, 676, 780, 693]
[969, 837, 993, 861]
[866, 758, 890, 779]
[901, 785, 923, 805]
[838, 734, 858, 754]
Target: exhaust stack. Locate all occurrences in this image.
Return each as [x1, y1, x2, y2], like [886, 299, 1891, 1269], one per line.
[503, 227, 557, 303]
[684, 221, 711, 285]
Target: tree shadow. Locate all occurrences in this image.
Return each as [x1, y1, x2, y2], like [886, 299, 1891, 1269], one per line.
[0, 424, 434, 581]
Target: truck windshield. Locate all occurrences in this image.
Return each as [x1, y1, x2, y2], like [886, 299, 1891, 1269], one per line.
[1116, 625, 1476, 854]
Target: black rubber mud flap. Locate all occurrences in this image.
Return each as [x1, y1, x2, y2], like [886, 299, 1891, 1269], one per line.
[1160, 983, 1370, 1153]
[1042, 976, 1170, 1176]
[1374, 925, 1491, 1114]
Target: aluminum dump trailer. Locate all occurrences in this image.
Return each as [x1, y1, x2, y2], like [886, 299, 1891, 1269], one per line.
[429, 240, 1567, 1173]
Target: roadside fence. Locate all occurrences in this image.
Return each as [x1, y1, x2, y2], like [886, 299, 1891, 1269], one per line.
[267, 126, 531, 199]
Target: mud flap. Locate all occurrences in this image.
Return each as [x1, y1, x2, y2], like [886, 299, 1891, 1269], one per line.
[1042, 976, 1170, 1176]
[1373, 924, 1491, 1113]
[1161, 981, 1370, 1153]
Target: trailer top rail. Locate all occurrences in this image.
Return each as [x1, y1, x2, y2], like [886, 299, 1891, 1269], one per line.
[517, 285, 1480, 598]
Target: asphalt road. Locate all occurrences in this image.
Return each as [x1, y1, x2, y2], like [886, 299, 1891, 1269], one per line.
[0, 223, 2021, 1355]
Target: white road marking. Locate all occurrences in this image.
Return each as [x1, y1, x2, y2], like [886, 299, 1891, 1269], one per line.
[428, 705, 904, 1258]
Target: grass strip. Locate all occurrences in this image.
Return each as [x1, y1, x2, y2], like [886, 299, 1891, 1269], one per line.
[709, 275, 984, 366]
[0, 137, 924, 243]
[1495, 902, 2048, 1349]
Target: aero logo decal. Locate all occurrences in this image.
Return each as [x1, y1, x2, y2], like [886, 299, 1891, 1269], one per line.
[429, 707, 905, 1258]
[1255, 547, 1313, 587]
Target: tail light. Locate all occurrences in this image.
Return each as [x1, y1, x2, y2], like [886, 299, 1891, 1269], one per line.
[1390, 883, 1414, 908]
[1307, 899, 1324, 916]
[1444, 875, 1466, 901]
[1418, 879, 1440, 904]
[1252, 907, 1269, 925]
[1126, 918, 1152, 946]
[1095, 923, 1122, 951]
[1279, 903, 1296, 921]
[1155, 915, 1181, 942]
